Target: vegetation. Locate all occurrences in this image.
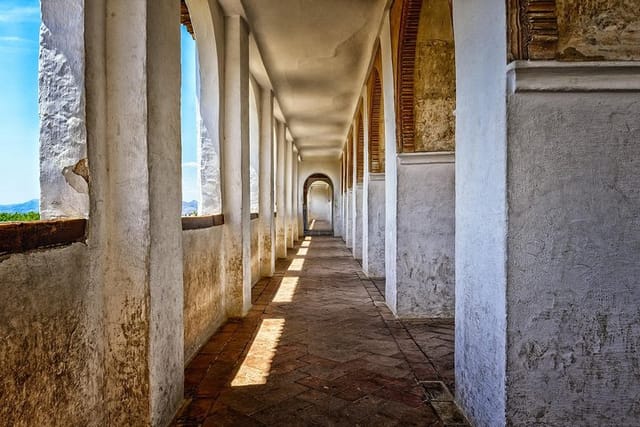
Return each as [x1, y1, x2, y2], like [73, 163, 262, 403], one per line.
[0, 211, 40, 222]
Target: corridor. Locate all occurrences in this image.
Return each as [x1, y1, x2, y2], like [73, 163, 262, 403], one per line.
[174, 237, 462, 426]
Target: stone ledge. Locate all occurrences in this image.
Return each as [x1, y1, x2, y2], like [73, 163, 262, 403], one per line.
[181, 214, 225, 231]
[507, 61, 640, 93]
[398, 152, 455, 166]
[0, 218, 87, 255]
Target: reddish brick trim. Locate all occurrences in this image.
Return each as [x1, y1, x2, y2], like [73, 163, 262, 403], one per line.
[395, 0, 423, 153]
[0, 218, 87, 255]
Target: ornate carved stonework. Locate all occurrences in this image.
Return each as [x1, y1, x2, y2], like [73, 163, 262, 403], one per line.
[509, 0, 559, 61]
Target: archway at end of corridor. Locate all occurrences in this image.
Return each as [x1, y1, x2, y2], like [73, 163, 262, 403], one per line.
[302, 173, 334, 236]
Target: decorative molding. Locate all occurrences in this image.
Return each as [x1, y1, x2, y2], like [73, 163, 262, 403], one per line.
[398, 152, 455, 166]
[369, 173, 386, 181]
[508, 0, 558, 61]
[507, 61, 640, 93]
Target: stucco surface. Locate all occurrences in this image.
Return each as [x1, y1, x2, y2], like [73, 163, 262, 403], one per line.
[39, 0, 89, 219]
[556, 0, 640, 60]
[453, 0, 508, 425]
[364, 175, 385, 278]
[183, 227, 226, 363]
[250, 217, 261, 285]
[414, 0, 455, 153]
[395, 158, 455, 318]
[0, 244, 101, 426]
[352, 184, 364, 260]
[506, 90, 640, 425]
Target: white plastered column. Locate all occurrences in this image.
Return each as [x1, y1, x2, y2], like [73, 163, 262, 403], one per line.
[353, 107, 364, 261]
[275, 121, 287, 258]
[381, 10, 454, 318]
[259, 89, 275, 276]
[292, 146, 301, 241]
[83, 0, 184, 424]
[380, 10, 398, 313]
[222, 15, 251, 317]
[285, 135, 294, 248]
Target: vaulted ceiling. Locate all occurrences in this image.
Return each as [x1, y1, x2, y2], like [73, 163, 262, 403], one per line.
[242, 0, 387, 159]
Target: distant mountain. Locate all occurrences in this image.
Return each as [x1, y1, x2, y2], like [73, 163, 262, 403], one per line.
[182, 200, 198, 216]
[0, 199, 197, 216]
[0, 199, 39, 214]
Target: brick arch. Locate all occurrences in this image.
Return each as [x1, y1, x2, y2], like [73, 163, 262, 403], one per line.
[356, 104, 364, 183]
[395, 0, 422, 153]
[368, 67, 384, 174]
[394, 0, 456, 153]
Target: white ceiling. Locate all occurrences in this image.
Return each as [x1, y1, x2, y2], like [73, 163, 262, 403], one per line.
[241, 0, 387, 159]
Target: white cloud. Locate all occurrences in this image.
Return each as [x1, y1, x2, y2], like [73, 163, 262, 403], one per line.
[0, 36, 28, 43]
[0, 6, 40, 23]
[182, 161, 198, 168]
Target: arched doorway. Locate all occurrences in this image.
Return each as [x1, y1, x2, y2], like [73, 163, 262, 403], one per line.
[303, 173, 334, 236]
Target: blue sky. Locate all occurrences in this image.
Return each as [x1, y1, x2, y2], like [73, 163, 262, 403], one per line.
[0, 0, 40, 204]
[0, 2, 199, 205]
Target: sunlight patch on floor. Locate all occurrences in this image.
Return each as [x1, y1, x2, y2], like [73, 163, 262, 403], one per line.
[296, 247, 308, 256]
[272, 277, 299, 303]
[288, 257, 305, 271]
[230, 318, 285, 387]
[301, 241, 311, 247]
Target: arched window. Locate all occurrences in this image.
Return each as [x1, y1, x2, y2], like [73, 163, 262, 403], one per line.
[181, 0, 222, 217]
[181, 22, 199, 216]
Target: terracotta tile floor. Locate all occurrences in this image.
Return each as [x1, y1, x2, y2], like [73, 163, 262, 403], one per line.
[173, 237, 466, 426]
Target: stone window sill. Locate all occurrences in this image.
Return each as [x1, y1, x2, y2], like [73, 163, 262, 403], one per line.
[181, 214, 225, 230]
[0, 218, 87, 255]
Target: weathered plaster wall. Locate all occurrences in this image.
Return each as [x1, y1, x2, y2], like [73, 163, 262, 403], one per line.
[39, 0, 89, 219]
[352, 184, 364, 259]
[453, 0, 508, 425]
[395, 155, 455, 317]
[505, 73, 640, 425]
[182, 227, 226, 363]
[250, 217, 260, 285]
[414, 0, 455, 152]
[364, 174, 385, 278]
[0, 244, 102, 426]
[556, 0, 640, 60]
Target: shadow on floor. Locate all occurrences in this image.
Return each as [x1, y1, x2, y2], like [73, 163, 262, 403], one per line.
[173, 237, 465, 426]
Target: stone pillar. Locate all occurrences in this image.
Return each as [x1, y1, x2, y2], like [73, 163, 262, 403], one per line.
[222, 15, 251, 317]
[275, 121, 287, 258]
[39, 0, 88, 219]
[259, 89, 275, 276]
[285, 136, 294, 249]
[84, 0, 183, 424]
[352, 115, 364, 260]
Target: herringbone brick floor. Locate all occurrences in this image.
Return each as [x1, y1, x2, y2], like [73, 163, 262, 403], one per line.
[173, 237, 466, 426]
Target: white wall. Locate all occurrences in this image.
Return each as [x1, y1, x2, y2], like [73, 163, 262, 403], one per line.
[308, 181, 332, 223]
